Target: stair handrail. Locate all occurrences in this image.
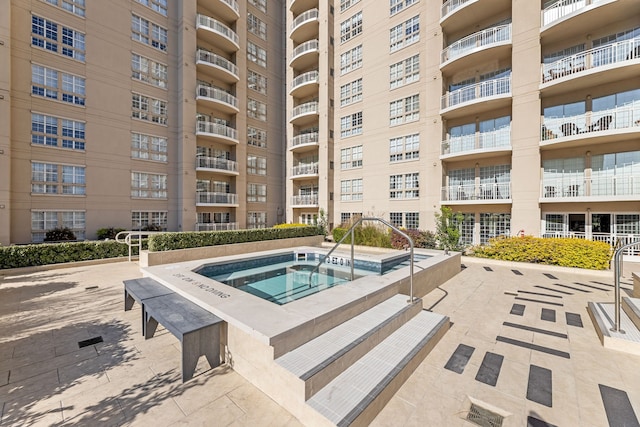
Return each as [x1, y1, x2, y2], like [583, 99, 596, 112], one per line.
[115, 230, 162, 261]
[309, 217, 416, 304]
[611, 239, 640, 333]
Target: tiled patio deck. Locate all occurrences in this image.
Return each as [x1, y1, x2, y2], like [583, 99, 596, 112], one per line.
[1, 257, 638, 426]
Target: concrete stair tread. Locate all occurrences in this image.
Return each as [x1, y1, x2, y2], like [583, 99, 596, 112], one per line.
[276, 294, 415, 378]
[307, 310, 449, 426]
[622, 297, 640, 330]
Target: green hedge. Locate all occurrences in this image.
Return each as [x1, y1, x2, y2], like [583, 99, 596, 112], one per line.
[472, 236, 611, 270]
[0, 240, 137, 269]
[148, 226, 321, 252]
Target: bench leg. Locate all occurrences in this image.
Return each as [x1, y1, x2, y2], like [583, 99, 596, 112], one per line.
[145, 313, 158, 339]
[181, 325, 220, 382]
[124, 290, 135, 311]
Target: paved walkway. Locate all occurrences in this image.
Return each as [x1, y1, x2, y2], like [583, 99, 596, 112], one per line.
[1, 258, 639, 426]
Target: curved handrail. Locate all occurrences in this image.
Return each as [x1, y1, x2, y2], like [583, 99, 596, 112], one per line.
[309, 217, 416, 304]
[611, 239, 640, 332]
[115, 230, 162, 261]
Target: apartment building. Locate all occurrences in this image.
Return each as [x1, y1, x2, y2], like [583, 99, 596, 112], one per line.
[0, 0, 285, 245]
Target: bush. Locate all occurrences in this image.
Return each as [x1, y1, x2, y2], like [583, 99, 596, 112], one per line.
[391, 229, 437, 250]
[142, 224, 163, 232]
[331, 224, 392, 248]
[97, 227, 126, 240]
[44, 227, 76, 242]
[273, 223, 308, 228]
[471, 236, 611, 270]
[148, 226, 322, 252]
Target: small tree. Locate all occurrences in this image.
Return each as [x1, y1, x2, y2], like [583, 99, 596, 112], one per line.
[316, 208, 328, 237]
[435, 206, 463, 252]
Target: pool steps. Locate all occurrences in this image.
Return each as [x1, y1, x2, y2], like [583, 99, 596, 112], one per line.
[275, 294, 449, 426]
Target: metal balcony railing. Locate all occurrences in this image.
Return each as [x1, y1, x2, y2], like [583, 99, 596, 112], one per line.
[196, 156, 238, 172]
[291, 163, 319, 176]
[441, 75, 511, 110]
[291, 39, 319, 60]
[196, 49, 239, 77]
[291, 195, 318, 205]
[291, 8, 319, 31]
[196, 85, 238, 109]
[196, 222, 238, 231]
[196, 121, 238, 141]
[196, 192, 238, 205]
[441, 0, 474, 18]
[442, 127, 511, 155]
[291, 70, 319, 91]
[442, 24, 511, 63]
[442, 182, 512, 201]
[541, 0, 605, 26]
[219, 0, 239, 14]
[291, 101, 319, 119]
[291, 132, 319, 148]
[196, 14, 239, 46]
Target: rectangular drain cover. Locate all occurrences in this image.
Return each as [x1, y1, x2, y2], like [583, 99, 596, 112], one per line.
[78, 336, 103, 348]
[467, 403, 504, 427]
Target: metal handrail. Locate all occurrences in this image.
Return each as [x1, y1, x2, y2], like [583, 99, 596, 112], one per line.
[115, 230, 163, 261]
[308, 217, 416, 304]
[611, 239, 640, 333]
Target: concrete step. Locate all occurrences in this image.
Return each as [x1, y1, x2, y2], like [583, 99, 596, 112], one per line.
[622, 297, 640, 331]
[587, 301, 640, 356]
[307, 310, 449, 427]
[275, 294, 422, 399]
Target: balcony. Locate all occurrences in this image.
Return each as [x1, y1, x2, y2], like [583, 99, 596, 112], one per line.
[441, 127, 511, 160]
[196, 121, 239, 145]
[541, 37, 640, 95]
[290, 39, 319, 69]
[196, 85, 239, 114]
[442, 182, 512, 204]
[196, 156, 239, 175]
[440, 0, 511, 34]
[291, 163, 319, 178]
[290, 0, 318, 15]
[196, 14, 239, 53]
[290, 101, 319, 126]
[291, 195, 319, 207]
[290, 132, 319, 152]
[441, 24, 511, 74]
[541, 0, 609, 29]
[541, 102, 640, 149]
[290, 9, 319, 44]
[542, 175, 640, 202]
[196, 222, 238, 232]
[213, 0, 240, 21]
[196, 49, 239, 83]
[289, 70, 319, 98]
[441, 76, 511, 119]
[196, 192, 239, 206]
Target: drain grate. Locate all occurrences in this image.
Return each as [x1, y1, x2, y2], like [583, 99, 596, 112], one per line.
[78, 336, 103, 348]
[467, 403, 504, 427]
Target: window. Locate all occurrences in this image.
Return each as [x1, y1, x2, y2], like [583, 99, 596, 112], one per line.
[131, 211, 167, 231]
[390, 173, 419, 198]
[390, 15, 419, 52]
[131, 15, 167, 52]
[32, 162, 85, 195]
[405, 212, 419, 229]
[248, 212, 267, 229]
[454, 213, 475, 245]
[390, 0, 417, 15]
[32, 16, 85, 61]
[248, 70, 267, 94]
[31, 210, 85, 242]
[135, 0, 168, 16]
[45, 0, 85, 17]
[248, 13, 267, 40]
[341, 178, 363, 201]
[340, 12, 362, 43]
[340, 44, 363, 75]
[340, 78, 363, 106]
[591, 151, 640, 197]
[32, 113, 85, 150]
[480, 213, 510, 244]
[340, 0, 360, 12]
[389, 133, 419, 162]
[247, 155, 267, 175]
[247, 183, 267, 202]
[132, 54, 167, 88]
[132, 93, 167, 125]
[248, 0, 267, 13]
[247, 41, 267, 67]
[340, 112, 363, 138]
[390, 54, 419, 89]
[248, 126, 267, 148]
[390, 94, 419, 126]
[131, 133, 167, 162]
[615, 214, 640, 235]
[32, 65, 85, 105]
[131, 172, 167, 198]
[247, 98, 267, 121]
[340, 145, 363, 169]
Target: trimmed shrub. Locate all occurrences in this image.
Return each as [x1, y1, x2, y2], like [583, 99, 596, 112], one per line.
[273, 223, 308, 228]
[97, 227, 126, 240]
[391, 229, 437, 250]
[44, 227, 76, 242]
[330, 224, 392, 248]
[471, 236, 611, 270]
[148, 226, 322, 252]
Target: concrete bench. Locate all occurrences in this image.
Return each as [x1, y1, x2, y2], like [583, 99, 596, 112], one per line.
[123, 278, 223, 382]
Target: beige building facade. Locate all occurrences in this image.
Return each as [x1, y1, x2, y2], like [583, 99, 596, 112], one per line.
[1, 0, 639, 246]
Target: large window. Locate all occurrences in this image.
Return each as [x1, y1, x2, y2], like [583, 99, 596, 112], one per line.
[340, 145, 363, 169]
[340, 0, 360, 12]
[135, 0, 168, 16]
[45, 0, 85, 17]
[31, 210, 85, 242]
[480, 213, 510, 244]
[390, 173, 419, 199]
[248, 212, 267, 229]
[390, 54, 419, 89]
[132, 211, 167, 230]
[247, 183, 267, 202]
[32, 16, 85, 61]
[132, 54, 167, 88]
[131, 132, 167, 162]
[248, 70, 267, 94]
[591, 150, 640, 196]
[32, 65, 85, 106]
[247, 41, 267, 67]
[131, 15, 167, 52]
[390, 0, 417, 15]
[340, 44, 363, 75]
[132, 93, 167, 125]
[248, 126, 267, 148]
[32, 162, 85, 195]
[389, 133, 419, 162]
[341, 178, 363, 201]
[32, 113, 85, 150]
[340, 11, 362, 43]
[249, 0, 267, 13]
[390, 15, 419, 52]
[340, 112, 363, 138]
[247, 98, 267, 121]
[389, 94, 419, 126]
[248, 13, 267, 40]
[247, 155, 267, 175]
[340, 78, 363, 106]
[131, 172, 167, 198]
